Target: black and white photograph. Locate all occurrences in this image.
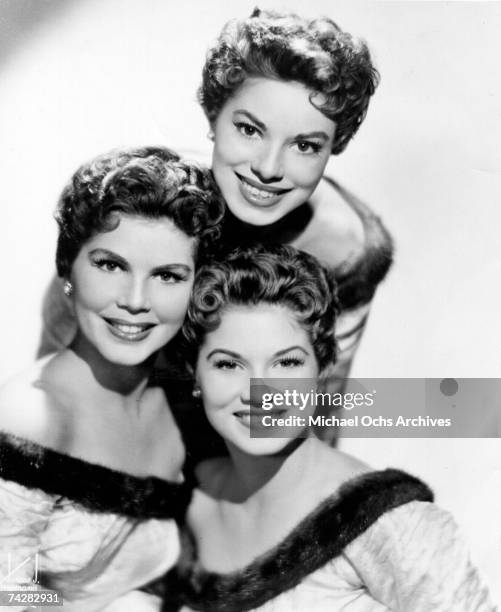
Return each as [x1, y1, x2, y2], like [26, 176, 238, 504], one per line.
[0, 1, 500, 610]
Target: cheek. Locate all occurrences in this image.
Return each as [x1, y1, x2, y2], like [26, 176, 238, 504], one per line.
[72, 271, 120, 313]
[306, 362, 320, 379]
[286, 157, 328, 190]
[213, 127, 250, 169]
[198, 372, 240, 411]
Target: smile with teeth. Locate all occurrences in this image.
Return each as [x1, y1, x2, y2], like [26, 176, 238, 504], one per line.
[236, 174, 291, 206]
[234, 408, 286, 428]
[104, 318, 155, 342]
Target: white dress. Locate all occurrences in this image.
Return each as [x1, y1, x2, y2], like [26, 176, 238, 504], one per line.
[167, 470, 496, 612]
[0, 431, 192, 611]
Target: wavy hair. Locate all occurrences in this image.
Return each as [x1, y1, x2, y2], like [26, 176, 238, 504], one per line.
[183, 244, 339, 373]
[55, 146, 225, 277]
[199, 9, 379, 154]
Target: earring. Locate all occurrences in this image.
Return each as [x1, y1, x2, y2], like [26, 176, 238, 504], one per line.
[192, 386, 201, 399]
[207, 130, 215, 142]
[63, 281, 73, 297]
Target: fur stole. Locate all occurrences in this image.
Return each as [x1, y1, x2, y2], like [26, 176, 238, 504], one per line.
[164, 469, 433, 612]
[0, 431, 192, 520]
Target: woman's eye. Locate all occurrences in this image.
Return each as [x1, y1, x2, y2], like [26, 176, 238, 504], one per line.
[295, 141, 322, 154]
[235, 122, 259, 138]
[94, 259, 121, 272]
[155, 272, 182, 284]
[213, 359, 240, 371]
[277, 357, 305, 368]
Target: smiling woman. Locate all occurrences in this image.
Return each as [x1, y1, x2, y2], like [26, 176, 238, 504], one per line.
[163, 244, 495, 612]
[187, 245, 335, 457]
[196, 9, 392, 406]
[69, 216, 194, 366]
[0, 146, 224, 611]
[37, 9, 391, 407]
[211, 77, 336, 226]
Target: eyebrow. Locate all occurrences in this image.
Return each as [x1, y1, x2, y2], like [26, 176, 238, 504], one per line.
[151, 263, 192, 276]
[205, 345, 310, 361]
[233, 110, 330, 142]
[89, 248, 127, 265]
[295, 131, 330, 142]
[88, 249, 192, 274]
[274, 346, 310, 357]
[206, 349, 242, 360]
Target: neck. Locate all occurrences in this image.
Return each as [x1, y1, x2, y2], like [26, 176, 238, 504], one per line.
[224, 437, 318, 503]
[221, 203, 313, 247]
[69, 331, 153, 400]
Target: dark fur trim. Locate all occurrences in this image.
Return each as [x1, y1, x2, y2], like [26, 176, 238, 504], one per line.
[166, 469, 433, 612]
[0, 431, 192, 521]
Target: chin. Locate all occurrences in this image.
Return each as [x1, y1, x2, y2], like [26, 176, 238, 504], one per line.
[92, 336, 165, 367]
[98, 347, 153, 366]
[234, 437, 297, 456]
[91, 325, 175, 367]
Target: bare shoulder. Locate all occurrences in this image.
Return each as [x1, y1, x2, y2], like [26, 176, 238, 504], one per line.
[0, 355, 67, 447]
[297, 176, 392, 271]
[331, 447, 372, 480]
[313, 443, 372, 496]
[316, 177, 367, 241]
[293, 178, 365, 267]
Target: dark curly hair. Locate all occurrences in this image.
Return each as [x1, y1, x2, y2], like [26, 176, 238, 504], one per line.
[183, 244, 339, 373]
[199, 8, 379, 155]
[55, 146, 225, 278]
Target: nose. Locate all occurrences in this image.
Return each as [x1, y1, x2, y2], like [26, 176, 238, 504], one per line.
[241, 375, 266, 406]
[250, 144, 284, 184]
[117, 277, 151, 314]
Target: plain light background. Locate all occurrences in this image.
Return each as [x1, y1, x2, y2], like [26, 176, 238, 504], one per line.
[1, 0, 500, 601]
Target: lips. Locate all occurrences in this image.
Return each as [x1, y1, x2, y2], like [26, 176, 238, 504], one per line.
[234, 407, 287, 428]
[235, 173, 292, 208]
[103, 317, 156, 342]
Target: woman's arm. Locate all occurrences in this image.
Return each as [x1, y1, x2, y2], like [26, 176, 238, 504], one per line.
[319, 302, 371, 394]
[312, 177, 393, 401]
[314, 304, 371, 442]
[344, 501, 496, 611]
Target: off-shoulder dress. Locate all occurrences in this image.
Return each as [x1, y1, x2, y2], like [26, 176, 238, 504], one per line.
[0, 431, 192, 611]
[164, 470, 495, 612]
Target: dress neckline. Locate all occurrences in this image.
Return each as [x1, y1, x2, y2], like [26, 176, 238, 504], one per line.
[0, 430, 192, 520]
[167, 469, 433, 612]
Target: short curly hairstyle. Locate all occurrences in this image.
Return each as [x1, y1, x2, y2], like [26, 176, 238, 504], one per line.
[183, 244, 339, 373]
[55, 146, 225, 278]
[199, 8, 379, 155]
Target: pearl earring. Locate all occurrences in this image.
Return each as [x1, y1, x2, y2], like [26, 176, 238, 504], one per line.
[63, 281, 73, 297]
[192, 386, 201, 399]
[207, 130, 215, 142]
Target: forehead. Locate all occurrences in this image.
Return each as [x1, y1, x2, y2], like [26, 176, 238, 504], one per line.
[203, 304, 312, 353]
[82, 214, 195, 263]
[221, 77, 335, 136]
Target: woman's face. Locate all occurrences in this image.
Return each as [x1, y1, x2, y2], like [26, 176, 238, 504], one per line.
[196, 304, 319, 455]
[70, 214, 195, 366]
[211, 77, 336, 226]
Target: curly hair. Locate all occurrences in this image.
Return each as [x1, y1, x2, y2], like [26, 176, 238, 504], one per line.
[55, 146, 225, 278]
[199, 8, 379, 155]
[183, 244, 339, 373]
